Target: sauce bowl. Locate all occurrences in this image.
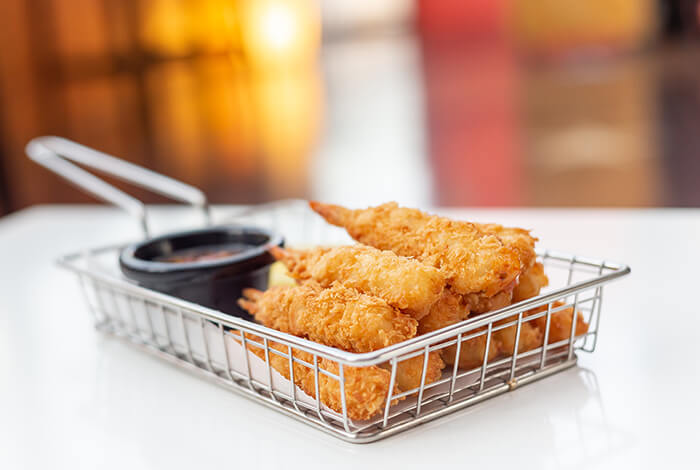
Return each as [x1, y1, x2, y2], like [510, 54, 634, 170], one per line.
[119, 225, 283, 320]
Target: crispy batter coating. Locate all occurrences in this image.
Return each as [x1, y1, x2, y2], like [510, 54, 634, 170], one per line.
[240, 283, 445, 392]
[310, 201, 521, 297]
[270, 245, 445, 320]
[442, 328, 501, 370]
[419, 287, 518, 371]
[381, 353, 445, 393]
[418, 288, 536, 370]
[459, 263, 545, 358]
[464, 289, 513, 315]
[243, 334, 398, 420]
[240, 281, 445, 391]
[418, 291, 501, 371]
[463, 224, 536, 310]
[422, 285, 584, 369]
[476, 224, 538, 271]
[418, 285, 515, 332]
[239, 282, 417, 353]
[418, 289, 470, 335]
[527, 301, 589, 345]
[462, 277, 541, 358]
[433, 298, 588, 371]
[493, 316, 543, 356]
[512, 262, 549, 303]
[417, 289, 499, 372]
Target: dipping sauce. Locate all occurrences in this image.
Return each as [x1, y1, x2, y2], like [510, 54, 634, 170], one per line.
[120, 225, 283, 318]
[154, 243, 248, 263]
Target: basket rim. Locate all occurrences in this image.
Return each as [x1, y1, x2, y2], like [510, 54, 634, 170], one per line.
[57, 241, 630, 367]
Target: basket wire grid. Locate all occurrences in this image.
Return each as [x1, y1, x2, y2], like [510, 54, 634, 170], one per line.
[59, 200, 630, 443]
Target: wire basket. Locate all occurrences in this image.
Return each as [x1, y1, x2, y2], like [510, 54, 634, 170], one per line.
[58, 199, 630, 443]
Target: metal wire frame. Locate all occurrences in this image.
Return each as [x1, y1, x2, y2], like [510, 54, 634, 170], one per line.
[59, 244, 628, 443]
[57, 200, 630, 443]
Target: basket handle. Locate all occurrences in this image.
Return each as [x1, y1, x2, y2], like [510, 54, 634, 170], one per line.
[25, 136, 211, 238]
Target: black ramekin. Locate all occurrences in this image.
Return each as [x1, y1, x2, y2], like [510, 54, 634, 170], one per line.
[119, 225, 283, 320]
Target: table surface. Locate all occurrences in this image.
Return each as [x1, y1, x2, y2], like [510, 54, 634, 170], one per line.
[1, 205, 697, 469]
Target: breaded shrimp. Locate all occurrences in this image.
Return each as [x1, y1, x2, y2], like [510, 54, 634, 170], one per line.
[493, 315, 543, 356]
[417, 289, 501, 373]
[419, 287, 538, 369]
[465, 224, 537, 311]
[442, 328, 501, 371]
[416, 290, 500, 370]
[527, 301, 589, 345]
[424, 297, 583, 371]
[270, 245, 445, 320]
[240, 283, 445, 392]
[418, 289, 470, 335]
[242, 334, 399, 420]
[464, 289, 513, 315]
[512, 262, 549, 303]
[310, 201, 521, 297]
[476, 224, 538, 271]
[238, 282, 417, 353]
[381, 353, 445, 393]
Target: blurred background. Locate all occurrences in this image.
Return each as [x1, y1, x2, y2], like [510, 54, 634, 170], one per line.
[1, 0, 699, 215]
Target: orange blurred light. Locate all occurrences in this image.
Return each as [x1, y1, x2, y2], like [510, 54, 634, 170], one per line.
[240, 0, 320, 69]
[260, 4, 297, 50]
[140, 0, 192, 56]
[512, 0, 655, 57]
[253, 68, 322, 198]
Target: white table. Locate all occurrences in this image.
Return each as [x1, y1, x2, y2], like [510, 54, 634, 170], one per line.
[1, 205, 696, 469]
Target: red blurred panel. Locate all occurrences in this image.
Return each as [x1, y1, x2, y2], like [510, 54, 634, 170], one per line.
[418, 0, 522, 206]
[417, 0, 508, 39]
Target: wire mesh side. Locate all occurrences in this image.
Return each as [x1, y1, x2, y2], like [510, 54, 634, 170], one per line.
[73, 251, 612, 443]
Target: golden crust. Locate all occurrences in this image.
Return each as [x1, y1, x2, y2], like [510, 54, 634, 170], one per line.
[418, 291, 501, 371]
[310, 201, 521, 297]
[512, 262, 549, 303]
[441, 328, 501, 370]
[492, 316, 543, 356]
[241, 281, 441, 397]
[270, 245, 446, 320]
[527, 301, 589, 345]
[464, 289, 513, 315]
[382, 352, 445, 393]
[461, 224, 537, 310]
[476, 223, 538, 271]
[243, 334, 399, 420]
[418, 289, 470, 335]
[236, 201, 573, 416]
[239, 281, 417, 353]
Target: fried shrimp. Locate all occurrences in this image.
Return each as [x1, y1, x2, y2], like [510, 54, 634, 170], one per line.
[512, 262, 549, 303]
[381, 353, 445, 393]
[476, 223, 538, 271]
[417, 289, 470, 335]
[464, 289, 513, 315]
[493, 316, 543, 356]
[310, 201, 521, 297]
[238, 282, 417, 353]
[417, 290, 501, 371]
[239, 283, 444, 391]
[269, 245, 445, 320]
[441, 328, 501, 371]
[242, 334, 399, 420]
[527, 301, 589, 345]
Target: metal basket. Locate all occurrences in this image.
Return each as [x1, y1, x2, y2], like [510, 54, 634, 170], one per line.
[58, 199, 630, 443]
